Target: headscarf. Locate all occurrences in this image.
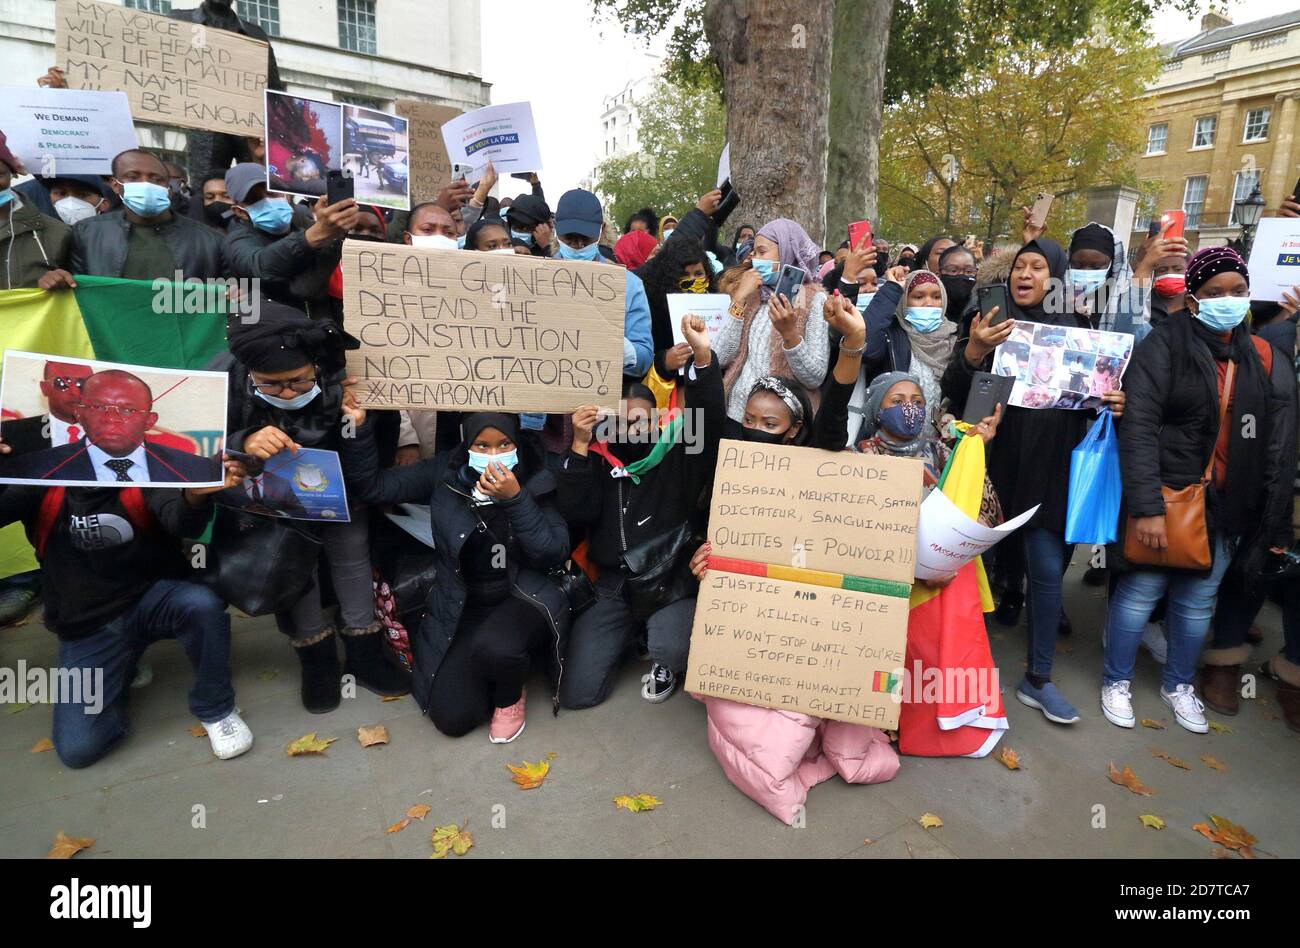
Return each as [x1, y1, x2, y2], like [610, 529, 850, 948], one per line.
[227, 298, 359, 373]
[1007, 238, 1070, 324]
[659, 214, 678, 237]
[1069, 222, 1114, 259]
[1185, 246, 1249, 296]
[462, 412, 520, 446]
[860, 371, 928, 456]
[615, 230, 657, 270]
[894, 270, 957, 377]
[748, 376, 806, 427]
[755, 218, 822, 303]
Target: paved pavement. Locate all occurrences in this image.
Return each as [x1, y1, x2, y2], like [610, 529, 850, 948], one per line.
[2, 558, 1297, 859]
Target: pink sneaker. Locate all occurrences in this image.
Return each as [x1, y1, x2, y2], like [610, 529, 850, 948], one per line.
[489, 689, 526, 744]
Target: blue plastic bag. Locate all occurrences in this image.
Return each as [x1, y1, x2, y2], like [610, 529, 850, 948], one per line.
[1065, 411, 1122, 545]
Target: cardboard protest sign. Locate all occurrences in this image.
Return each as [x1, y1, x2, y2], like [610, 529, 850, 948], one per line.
[55, 0, 268, 138]
[0, 350, 226, 488]
[440, 102, 541, 178]
[914, 490, 1038, 582]
[0, 87, 136, 176]
[992, 321, 1132, 410]
[216, 448, 349, 522]
[394, 99, 463, 204]
[1246, 217, 1300, 303]
[706, 439, 923, 583]
[686, 569, 909, 729]
[340, 240, 625, 412]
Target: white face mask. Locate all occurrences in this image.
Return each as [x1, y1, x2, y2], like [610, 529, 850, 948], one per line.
[410, 233, 458, 250]
[54, 196, 98, 226]
[489, 247, 516, 255]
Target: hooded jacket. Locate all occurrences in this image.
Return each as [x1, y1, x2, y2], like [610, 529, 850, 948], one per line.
[0, 198, 71, 289]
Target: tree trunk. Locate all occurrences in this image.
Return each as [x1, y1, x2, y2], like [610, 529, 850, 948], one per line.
[825, 0, 893, 247]
[705, 0, 835, 240]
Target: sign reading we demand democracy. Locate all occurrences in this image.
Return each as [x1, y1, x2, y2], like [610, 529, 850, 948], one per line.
[55, 0, 268, 138]
[686, 441, 925, 729]
[340, 240, 625, 413]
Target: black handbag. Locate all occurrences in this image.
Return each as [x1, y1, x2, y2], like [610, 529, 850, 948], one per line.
[201, 504, 323, 616]
[470, 507, 595, 616]
[620, 520, 698, 621]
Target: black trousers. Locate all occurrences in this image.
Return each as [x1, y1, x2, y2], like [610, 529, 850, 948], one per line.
[428, 595, 549, 738]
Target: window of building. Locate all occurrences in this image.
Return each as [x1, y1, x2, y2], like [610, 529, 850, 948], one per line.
[124, 0, 171, 11]
[1243, 107, 1272, 142]
[1230, 169, 1263, 225]
[1133, 189, 1157, 231]
[1250, 33, 1287, 50]
[338, 0, 377, 55]
[1182, 175, 1208, 229]
[237, 0, 280, 37]
[337, 93, 386, 110]
[1201, 48, 1230, 64]
[1146, 123, 1168, 155]
[1192, 115, 1216, 148]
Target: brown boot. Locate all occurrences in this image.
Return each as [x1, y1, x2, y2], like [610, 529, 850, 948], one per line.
[1265, 654, 1300, 734]
[1200, 645, 1249, 715]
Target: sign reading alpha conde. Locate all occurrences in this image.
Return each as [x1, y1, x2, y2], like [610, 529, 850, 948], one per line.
[341, 240, 625, 412]
[55, 0, 268, 138]
[706, 439, 924, 583]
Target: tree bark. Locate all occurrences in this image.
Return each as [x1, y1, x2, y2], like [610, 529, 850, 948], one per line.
[825, 0, 893, 247]
[704, 0, 835, 240]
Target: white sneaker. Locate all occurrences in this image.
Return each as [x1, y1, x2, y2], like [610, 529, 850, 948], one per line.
[1140, 623, 1167, 664]
[203, 710, 253, 759]
[1101, 680, 1135, 728]
[1161, 684, 1208, 734]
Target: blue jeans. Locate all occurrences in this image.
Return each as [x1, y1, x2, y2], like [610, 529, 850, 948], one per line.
[1023, 527, 1074, 678]
[53, 579, 234, 769]
[1103, 535, 1234, 689]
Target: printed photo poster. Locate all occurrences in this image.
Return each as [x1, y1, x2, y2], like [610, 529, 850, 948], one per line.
[0, 87, 137, 176]
[342, 105, 410, 211]
[0, 351, 227, 488]
[439, 101, 542, 178]
[265, 90, 342, 198]
[217, 448, 349, 522]
[992, 321, 1132, 410]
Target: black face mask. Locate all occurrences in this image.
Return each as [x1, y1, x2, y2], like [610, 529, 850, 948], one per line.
[204, 201, 233, 228]
[940, 274, 975, 314]
[741, 427, 789, 445]
[611, 434, 654, 463]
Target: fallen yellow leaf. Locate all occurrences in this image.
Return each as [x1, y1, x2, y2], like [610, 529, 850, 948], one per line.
[46, 831, 94, 859]
[187, 724, 206, 738]
[285, 732, 336, 756]
[385, 819, 411, 834]
[1148, 747, 1191, 770]
[380, 695, 405, 702]
[1108, 761, 1154, 796]
[357, 724, 389, 748]
[1200, 755, 1227, 772]
[1207, 721, 1232, 734]
[918, 813, 943, 829]
[430, 823, 473, 858]
[407, 804, 431, 821]
[993, 746, 1021, 770]
[30, 737, 54, 754]
[506, 758, 550, 790]
[1192, 814, 1256, 857]
[614, 793, 661, 813]
[1138, 814, 1165, 830]
[1139, 718, 1166, 729]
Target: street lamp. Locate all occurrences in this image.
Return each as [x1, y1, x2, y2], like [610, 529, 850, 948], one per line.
[1234, 184, 1265, 254]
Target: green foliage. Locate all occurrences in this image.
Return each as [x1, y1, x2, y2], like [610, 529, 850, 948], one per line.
[593, 78, 727, 229]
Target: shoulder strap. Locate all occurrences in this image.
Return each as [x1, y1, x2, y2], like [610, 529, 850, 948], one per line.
[119, 487, 158, 539]
[33, 487, 66, 559]
[1205, 358, 1236, 482]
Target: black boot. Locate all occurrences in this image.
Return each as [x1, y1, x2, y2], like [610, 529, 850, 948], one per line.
[994, 590, 1024, 627]
[341, 623, 411, 696]
[293, 629, 341, 714]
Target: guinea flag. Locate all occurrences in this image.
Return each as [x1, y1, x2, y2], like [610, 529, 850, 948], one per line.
[898, 426, 1009, 759]
[0, 276, 231, 578]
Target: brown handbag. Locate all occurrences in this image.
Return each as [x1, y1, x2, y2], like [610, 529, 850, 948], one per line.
[1122, 360, 1234, 570]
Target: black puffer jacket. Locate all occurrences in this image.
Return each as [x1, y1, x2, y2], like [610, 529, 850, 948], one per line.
[223, 219, 340, 318]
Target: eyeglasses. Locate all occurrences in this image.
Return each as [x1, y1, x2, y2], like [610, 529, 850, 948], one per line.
[249, 374, 318, 396]
[81, 402, 147, 419]
[48, 376, 86, 392]
[940, 267, 977, 278]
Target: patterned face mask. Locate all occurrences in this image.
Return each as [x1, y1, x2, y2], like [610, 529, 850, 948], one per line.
[878, 399, 926, 439]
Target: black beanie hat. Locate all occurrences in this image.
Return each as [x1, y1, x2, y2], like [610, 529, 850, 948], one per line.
[462, 412, 520, 446]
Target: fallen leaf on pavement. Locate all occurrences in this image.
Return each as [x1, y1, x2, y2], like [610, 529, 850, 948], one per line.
[430, 823, 473, 858]
[385, 819, 411, 834]
[1108, 761, 1154, 796]
[918, 813, 943, 829]
[4, 702, 31, 715]
[994, 746, 1021, 770]
[407, 804, 431, 821]
[1192, 814, 1256, 857]
[1138, 814, 1165, 830]
[506, 758, 550, 790]
[1262, 711, 1280, 721]
[285, 732, 336, 756]
[46, 831, 94, 859]
[1140, 719, 1166, 729]
[615, 793, 661, 813]
[1200, 755, 1227, 772]
[256, 670, 278, 681]
[380, 695, 405, 702]
[1148, 747, 1191, 770]
[863, 838, 874, 845]
[1212, 846, 1234, 859]
[1207, 721, 1232, 734]
[187, 725, 206, 738]
[30, 738, 53, 754]
[357, 724, 389, 747]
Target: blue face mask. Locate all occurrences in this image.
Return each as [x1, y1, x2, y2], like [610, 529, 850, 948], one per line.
[1068, 267, 1109, 293]
[510, 229, 534, 247]
[751, 258, 779, 285]
[247, 197, 294, 235]
[854, 293, 876, 313]
[254, 384, 321, 411]
[904, 306, 944, 333]
[0, 189, 14, 208]
[556, 240, 601, 262]
[119, 181, 172, 217]
[468, 448, 519, 473]
[1193, 296, 1251, 332]
[879, 400, 927, 439]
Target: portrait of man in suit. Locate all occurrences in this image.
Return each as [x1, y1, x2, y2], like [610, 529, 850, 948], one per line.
[217, 457, 308, 519]
[1, 369, 220, 485]
[0, 360, 94, 453]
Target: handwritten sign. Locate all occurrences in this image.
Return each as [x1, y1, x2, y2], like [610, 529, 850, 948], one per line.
[340, 240, 625, 412]
[707, 440, 923, 583]
[394, 99, 463, 204]
[686, 570, 908, 729]
[55, 0, 268, 138]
